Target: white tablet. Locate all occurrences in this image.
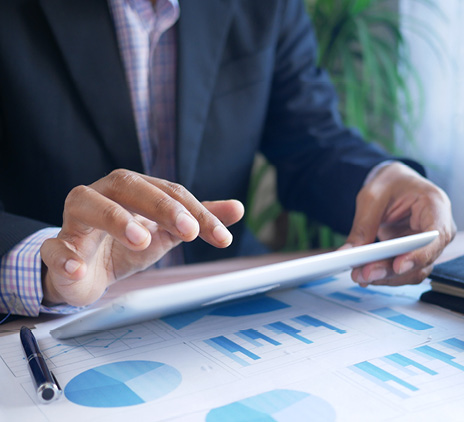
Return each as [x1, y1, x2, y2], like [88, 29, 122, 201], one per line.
[50, 230, 438, 339]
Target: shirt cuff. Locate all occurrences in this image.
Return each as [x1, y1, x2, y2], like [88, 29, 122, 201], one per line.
[0, 227, 83, 316]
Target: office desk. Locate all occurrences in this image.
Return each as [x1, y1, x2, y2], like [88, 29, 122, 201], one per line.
[1, 233, 464, 422]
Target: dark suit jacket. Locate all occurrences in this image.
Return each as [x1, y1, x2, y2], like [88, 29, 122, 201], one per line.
[0, 0, 423, 264]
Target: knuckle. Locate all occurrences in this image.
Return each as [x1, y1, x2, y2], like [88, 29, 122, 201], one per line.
[107, 169, 140, 192]
[153, 194, 177, 217]
[195, 208, 211, 226]
[152, 183, 190, 218]
[65, 185, 90, 207]
[100, 204, 126, 224]
[164, 181, 188, 198]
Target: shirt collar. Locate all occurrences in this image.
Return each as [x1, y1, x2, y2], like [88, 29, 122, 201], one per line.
[123, 0, 179, 32]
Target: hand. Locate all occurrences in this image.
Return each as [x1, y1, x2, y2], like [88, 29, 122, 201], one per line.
[40, 169, 245, 307]
[342, 162, 456, 287]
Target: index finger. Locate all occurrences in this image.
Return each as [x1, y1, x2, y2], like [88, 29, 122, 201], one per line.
[138, 174, 235, 247]
[91, 170, 233, 248]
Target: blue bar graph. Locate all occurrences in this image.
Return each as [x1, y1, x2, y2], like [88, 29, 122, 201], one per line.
[328, 292, 362, 302]
[349, 286, 392, 297]
[349, 337, 464, 400]
[292, 315, 346, 334]
[205, 336, 260, 366]
[415, 345, 464, 371]
[236, 329, 281, 347]
[203, 313, 351, 366]
[351, 361, 419, 398]
[370, 307, 433, 330]
[385, 353, 437, 376]
[441, 337, 464, 352]
[265, 322, 313, 344]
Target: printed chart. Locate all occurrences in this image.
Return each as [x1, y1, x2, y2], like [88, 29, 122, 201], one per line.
[3, 270, 464, 421]
[1, 323, 173, 378]
[162, 296, 291, 330]
[206, 389, 336, 422]
[202, 313, 347, 369]
[65, 360, 182, 407]
[302, 274, 441, 333]
[177, 292, 374, 375]
[342, 336, 464, 411]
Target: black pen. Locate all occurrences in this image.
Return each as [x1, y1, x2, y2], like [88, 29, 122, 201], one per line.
[20, 326, 62, 403]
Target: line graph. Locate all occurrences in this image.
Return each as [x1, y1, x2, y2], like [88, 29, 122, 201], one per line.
[1, 324, 172, 378]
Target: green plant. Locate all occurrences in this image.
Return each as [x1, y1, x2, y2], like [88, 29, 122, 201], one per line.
[307, 0, 441, 148]
[246, 0, 442, 251]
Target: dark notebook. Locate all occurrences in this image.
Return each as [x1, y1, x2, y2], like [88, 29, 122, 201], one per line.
[421, 255, 464, 313]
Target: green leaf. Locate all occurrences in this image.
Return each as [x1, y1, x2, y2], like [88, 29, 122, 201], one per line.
[351, 0, 373, 14]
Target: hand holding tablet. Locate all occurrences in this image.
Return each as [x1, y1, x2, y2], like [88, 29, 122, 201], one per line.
[51, 231, 438, 339]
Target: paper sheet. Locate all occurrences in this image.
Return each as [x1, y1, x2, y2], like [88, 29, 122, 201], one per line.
[2, 271, 464, 421]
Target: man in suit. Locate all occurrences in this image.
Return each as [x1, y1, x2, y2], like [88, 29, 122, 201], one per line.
[0, 0, 455, 315]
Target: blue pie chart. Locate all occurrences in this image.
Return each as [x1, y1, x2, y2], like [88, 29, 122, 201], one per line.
[206, 389, 335, 421]
[65, 360, 182, 407]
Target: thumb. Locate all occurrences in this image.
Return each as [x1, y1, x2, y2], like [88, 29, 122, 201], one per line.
[344, 189, 388, 248]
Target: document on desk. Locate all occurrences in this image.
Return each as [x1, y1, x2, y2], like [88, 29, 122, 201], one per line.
[2, 271, 464, 422]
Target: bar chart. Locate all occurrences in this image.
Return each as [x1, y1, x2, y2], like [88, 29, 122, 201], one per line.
[201, 312, 351, 371]
[370, 307, 433, 330]
[302, 273, 437, 332]
[345, 336, 464, 409]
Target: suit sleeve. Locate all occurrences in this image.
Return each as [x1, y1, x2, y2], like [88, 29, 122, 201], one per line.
[260, 0, 424, 234]
[0, 210, 52, 258]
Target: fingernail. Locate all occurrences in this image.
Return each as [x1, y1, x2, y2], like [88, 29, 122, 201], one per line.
[126, 220, 149, 245]
[367, 268, 387, 283]
[213, 225, 233, 245]
[176, 212, 199, 236]
[399, 260, 414, 275]
[65, 259, 81, 275]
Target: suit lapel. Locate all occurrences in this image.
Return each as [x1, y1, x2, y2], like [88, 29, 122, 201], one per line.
[39, 0, 233, 181]
[176, 0, 234, 188]
[39, 0, 143, 172]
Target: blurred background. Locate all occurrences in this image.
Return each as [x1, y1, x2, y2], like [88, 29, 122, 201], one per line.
[246, 0, 464, 252]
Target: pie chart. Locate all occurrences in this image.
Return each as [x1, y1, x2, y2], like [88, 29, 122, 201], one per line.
[206, 389, 335, 421]
[65, 360, 182, 407]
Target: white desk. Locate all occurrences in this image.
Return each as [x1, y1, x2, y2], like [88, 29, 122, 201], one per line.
[1, 233, 464, 421]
